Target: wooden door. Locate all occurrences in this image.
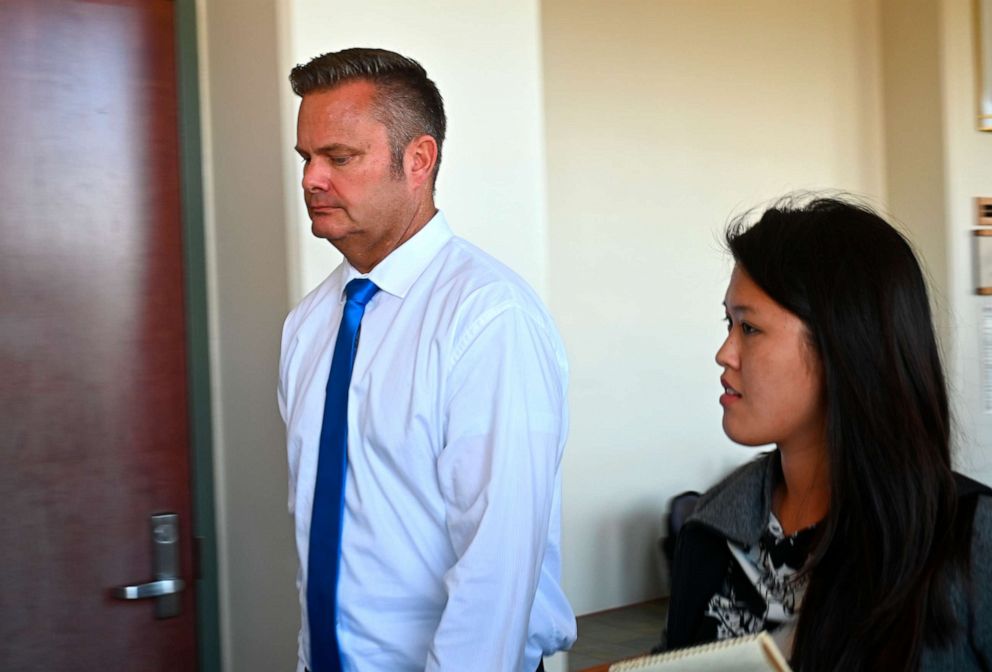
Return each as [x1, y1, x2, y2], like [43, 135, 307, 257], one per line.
[0, 0, 199, 669]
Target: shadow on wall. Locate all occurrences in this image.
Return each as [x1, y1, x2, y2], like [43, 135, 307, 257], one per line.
[590, 506, 667, 605]
[599, 449, 757, 608]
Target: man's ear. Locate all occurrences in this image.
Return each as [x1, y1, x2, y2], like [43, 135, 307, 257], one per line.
[404, 135, 438, 190]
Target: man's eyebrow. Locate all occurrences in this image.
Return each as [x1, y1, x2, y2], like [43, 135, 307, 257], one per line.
[295, 143, 363, 156]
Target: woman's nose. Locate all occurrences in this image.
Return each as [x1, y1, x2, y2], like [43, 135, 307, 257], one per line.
[715, 333, 737, 369]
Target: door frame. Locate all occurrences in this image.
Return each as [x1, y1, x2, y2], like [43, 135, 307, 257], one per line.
[175, 1, 221, 670]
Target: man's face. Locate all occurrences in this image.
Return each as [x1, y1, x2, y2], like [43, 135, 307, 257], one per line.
[295, 80, 414, 246]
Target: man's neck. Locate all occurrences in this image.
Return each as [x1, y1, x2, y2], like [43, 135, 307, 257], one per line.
[340, 202, 437, 274]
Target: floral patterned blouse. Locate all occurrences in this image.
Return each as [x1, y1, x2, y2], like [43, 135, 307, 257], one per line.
[701, 513, 818, 656]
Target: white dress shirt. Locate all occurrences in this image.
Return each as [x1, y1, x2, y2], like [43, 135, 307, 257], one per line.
[278, 212, 576, 672]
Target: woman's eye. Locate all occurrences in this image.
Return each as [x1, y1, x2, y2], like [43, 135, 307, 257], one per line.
[723, 315, 757, 335]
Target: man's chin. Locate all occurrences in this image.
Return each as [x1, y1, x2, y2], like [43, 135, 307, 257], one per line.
[310, 216, 352, 242]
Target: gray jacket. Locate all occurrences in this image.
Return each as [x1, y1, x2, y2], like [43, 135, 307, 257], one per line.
[667, 451, 992, 671]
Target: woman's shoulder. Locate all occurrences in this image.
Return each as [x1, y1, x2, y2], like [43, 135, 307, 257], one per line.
[955, 472, 992, 499]
[687, 451, 777, 545]
[962, 483, 992, 666]
[970, 489, 992, 563]
[953, 472, 992, 559]
[698, 452, 772, 502]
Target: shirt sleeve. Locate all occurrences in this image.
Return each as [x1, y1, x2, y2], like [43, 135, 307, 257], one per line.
[428, 303, 566, 672]
[277, 316, 296, 515]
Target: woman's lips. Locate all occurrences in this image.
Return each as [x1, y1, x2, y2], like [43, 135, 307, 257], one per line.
[720, 376, 742, 407]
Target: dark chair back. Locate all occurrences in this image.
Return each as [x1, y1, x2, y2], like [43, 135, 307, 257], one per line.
[661, 490, 701, 570]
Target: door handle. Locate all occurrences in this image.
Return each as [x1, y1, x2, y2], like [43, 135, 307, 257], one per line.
[111, 512, 185, 618]
[112, 577, 185, 600]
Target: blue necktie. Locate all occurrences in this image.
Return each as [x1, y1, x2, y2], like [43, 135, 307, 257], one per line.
[308, 278, 380, 672]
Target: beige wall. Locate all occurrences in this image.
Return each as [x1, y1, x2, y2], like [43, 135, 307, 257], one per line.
[879, 0, 992, 483]
[541, 0, 887, 614]
[200, 0, 555, 669]
[196, 0, 299, 669]
[940, 0, 992, 482]
[197, 0, 992, 668]
[284, 0, 551, 303]
[880, 0, 950, 345]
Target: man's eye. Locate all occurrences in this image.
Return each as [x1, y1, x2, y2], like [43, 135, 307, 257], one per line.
[331, 156, 351, 166]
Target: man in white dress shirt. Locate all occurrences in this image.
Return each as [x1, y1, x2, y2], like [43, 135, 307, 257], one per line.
[278, 48, 575, 672]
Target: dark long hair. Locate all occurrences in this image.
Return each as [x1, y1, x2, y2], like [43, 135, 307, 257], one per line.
[727, 196, 959, 671]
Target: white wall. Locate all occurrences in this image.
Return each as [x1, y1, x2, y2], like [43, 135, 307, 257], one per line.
[541, 0, 887, 614]
[880, 0, 949, 343]
[879, 0, 992, 484]
[196, 0, 299, 669]
[276, 2, 559, 668]
[283, 0, 550, 302]
[939, 0, 992, 483]
[202, 1, 557, 670]
[197, 1, 991, 668]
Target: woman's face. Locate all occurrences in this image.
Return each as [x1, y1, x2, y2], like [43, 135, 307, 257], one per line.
[716, 266, 826, 452]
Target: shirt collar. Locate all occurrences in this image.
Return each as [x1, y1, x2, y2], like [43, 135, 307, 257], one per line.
[688, 450, 779, 546]
[338, 210, 453, 301]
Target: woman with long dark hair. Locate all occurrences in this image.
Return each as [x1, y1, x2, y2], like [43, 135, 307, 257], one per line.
[665, 196, 992, 670]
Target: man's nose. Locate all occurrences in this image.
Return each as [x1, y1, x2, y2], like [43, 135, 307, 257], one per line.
[302, 162, 327, 193]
